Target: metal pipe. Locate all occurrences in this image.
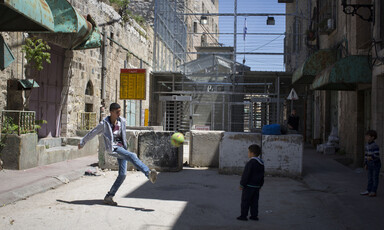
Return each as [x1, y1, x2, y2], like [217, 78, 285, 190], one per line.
[177, 52, 286, 55]
[175, 13, 287, 16]
[123, 60, 127, 118]
[101, 27, 107, 120]
[140, 59, 143, 126]
[157, 81, 273, 86]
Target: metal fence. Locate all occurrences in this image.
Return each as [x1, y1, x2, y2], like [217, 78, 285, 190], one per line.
[0, 110, 36, 135]
[77, 112, 97, 130]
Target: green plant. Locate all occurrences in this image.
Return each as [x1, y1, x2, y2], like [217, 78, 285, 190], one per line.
[1, 117, 19, 134]
[109, 0, 130, 21]
[34, 120, 47, 130]
[21, 37, 51, 71]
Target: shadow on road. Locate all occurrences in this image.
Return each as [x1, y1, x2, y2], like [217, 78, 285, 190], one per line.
[56, 199, 154, 212]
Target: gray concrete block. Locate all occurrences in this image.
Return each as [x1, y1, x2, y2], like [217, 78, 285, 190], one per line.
[38, 137, 62, 148]
[65, 137, 81, 146]
[262, 134, 303, 177]
[189, 131, 224, 167]
[219, 132, 262, 174]
[138, 131, 183, 172]
[1, 133, 38, 170]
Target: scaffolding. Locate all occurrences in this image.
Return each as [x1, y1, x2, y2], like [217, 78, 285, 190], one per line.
[153, 0, 187, 72]
[151, 0, 291, 132]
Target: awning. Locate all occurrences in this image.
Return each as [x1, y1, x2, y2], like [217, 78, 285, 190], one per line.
[0, 34, 15, 70]
[18, 79, 39, 90]
[0, 0, 101, 50]
[0, 0, 55, 32]
[292, 50, 337, 84]
[311, 55, 372, 91]
[42, 0, 101, 49]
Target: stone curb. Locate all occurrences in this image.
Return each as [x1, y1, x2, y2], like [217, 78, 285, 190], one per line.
[0, 169, 86, 207]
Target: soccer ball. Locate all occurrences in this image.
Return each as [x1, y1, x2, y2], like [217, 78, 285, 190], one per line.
[171, 132, 184, 147]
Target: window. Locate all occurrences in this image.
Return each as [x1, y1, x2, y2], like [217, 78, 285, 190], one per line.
[85, 80, 93, 95]
[318, 0, 337, 33]
[211, 0, 215, 5]
[193, 21, 198, 33]
[292, 19, 302, 53]
[380, 1, 384, 49]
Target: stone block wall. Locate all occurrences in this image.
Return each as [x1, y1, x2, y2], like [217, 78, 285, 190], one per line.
[219, 132, 262, 174]
[0, 32, 26, 111]
[0, 133, 38, 170]
[189, 130, 224, 167]
[138, 131, 183, 172]
[262, 134, 303, 177]
[60, 0, 154, 137]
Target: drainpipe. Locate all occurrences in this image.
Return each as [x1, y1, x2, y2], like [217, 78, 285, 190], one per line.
[100, 28, 107, 121]
[140, 59, 143, 126]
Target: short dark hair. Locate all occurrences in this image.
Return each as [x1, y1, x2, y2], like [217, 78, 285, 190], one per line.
[109, 103, 121, 111]
[248, 144, 261, 156]
[366, 130, 377, 140]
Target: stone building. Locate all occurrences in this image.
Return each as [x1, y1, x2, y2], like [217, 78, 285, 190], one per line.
[1, 0, 154, 138]
[184, 0, 220, 61]
[371, 0, 384, 165]
[286, 0, 380, 168]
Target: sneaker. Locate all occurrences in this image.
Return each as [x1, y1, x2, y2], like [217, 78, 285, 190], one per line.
[149, 169, 157, 184]
[369, 192, 376, 197]
[103, 196, 117, 206]
[249, 216, 259, 221]
[360, 191, 369, 196]
[236, 216, 248, 221]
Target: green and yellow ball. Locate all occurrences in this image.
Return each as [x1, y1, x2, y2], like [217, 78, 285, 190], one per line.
[171, 132, 184, 147]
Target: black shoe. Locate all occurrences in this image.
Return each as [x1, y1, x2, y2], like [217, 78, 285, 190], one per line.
[249, 216, 259, 221]
[237, 216, 248, 221]
[103, 196, 117, 206]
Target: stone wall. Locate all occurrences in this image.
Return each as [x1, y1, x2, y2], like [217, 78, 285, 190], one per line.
[0, 32, 26, 111]
[60, 0, 154, 136]
[262, 134, 303, 177]
[219, 132, 262, 174]
[189, 130, 224, 167]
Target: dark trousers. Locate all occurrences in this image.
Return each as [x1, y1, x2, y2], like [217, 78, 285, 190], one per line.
[367, 160, 381, 193]
[241, 187, 260, 217]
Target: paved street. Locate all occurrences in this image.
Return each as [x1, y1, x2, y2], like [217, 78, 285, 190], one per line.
[0, 146, 383, 230]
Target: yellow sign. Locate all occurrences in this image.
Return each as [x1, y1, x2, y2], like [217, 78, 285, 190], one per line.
[144, 109, 149, 126]
[120, 69, 146, 100]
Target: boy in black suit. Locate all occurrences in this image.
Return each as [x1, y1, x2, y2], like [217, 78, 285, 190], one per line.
[237, 144, 265, 221]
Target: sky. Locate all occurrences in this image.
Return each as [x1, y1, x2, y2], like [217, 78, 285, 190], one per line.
[218, 0, 286, 71]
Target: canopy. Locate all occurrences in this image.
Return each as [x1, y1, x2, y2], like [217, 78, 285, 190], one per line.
[311, 55, 372, 91]
[292, 50, 337, 84]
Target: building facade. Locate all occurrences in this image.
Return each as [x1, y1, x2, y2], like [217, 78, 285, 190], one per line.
[1, 0, 154, 138]
[286, 0, 381, 169]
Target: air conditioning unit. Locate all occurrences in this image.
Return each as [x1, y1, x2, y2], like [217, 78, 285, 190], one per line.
[278, 0, 294, 3]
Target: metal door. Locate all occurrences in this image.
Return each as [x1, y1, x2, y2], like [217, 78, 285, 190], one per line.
[29, 44, 64, 137]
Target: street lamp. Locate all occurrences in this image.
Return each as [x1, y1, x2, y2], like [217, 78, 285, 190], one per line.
[200, 15, 208, 25]
[341, 0, 374, 22]
[267, 16, 275, 25]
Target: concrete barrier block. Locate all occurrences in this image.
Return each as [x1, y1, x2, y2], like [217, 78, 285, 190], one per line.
[219, 132, 262, 174]
[189, 131, 224, 167]
[98, 131, 144, 171]
[1, 133, 38, 170]
[138, 131, 183, 172]
[262, 134, 303, 177]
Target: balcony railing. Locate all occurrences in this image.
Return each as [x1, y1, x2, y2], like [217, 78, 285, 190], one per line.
[0, 110, 36, 135]
[77, 112, 97, 131]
